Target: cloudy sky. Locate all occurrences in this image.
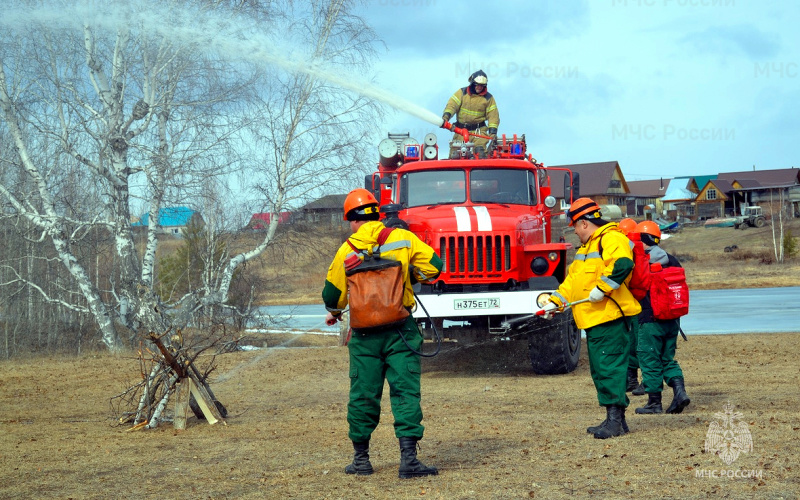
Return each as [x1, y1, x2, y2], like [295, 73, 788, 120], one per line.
[357, 0, 799, 180]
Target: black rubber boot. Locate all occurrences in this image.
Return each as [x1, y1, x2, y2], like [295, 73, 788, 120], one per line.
[344, 440, 373, 475]
[626, 368, 639, 392]
[398, 437, 438, 479]
[593, 405, 628, 439]
[635, 392, 663, 414]
[665, 377, 691, 414]
[632, 382, 646, 396]
[587, 414, 629, 434]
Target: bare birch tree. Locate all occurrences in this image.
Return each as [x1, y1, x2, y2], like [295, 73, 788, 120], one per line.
[0, 0, 379, 353]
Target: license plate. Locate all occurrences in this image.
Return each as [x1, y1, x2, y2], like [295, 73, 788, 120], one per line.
[453, 298, 500, 310]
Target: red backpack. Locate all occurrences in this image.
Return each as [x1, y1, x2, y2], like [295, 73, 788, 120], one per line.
[599, 232, 651, 301]
[649, 263, 690, 320]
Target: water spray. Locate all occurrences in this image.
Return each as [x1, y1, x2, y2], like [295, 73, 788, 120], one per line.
[0, 1, 445, 128]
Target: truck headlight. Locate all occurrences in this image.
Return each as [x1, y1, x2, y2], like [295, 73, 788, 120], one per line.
[530, 256, 549, 275]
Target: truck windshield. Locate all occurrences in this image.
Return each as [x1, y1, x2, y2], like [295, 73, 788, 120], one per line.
[470, 169, 537, 206]
[399, 170, 466, 208]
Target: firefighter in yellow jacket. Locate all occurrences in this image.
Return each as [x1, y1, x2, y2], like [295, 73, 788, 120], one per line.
[541, 198, 642, 439]
[323, 188, 443, 478]
[442, 69, 499, 155]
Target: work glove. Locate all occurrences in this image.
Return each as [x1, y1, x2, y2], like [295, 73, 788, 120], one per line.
[589, 286, 606, 303]
[325, 312, 340, 326]
[540, 301, 559, 320]
[442, 112, 452, 122]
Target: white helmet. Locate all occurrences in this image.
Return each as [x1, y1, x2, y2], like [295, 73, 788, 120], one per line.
[468, 69, 488, 86]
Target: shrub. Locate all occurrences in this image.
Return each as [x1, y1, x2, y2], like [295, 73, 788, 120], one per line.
[729, 249, 774, 264]
[784, 230, 798, 259]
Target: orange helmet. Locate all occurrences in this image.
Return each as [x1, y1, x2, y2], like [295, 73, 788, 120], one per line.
[618, 218, 637, 235]
[343, 188, 379, 221]
[635, 220, 661, 244]
[566, 197, 602, 226]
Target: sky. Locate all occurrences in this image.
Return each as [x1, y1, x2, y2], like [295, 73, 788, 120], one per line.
[356, 0, 799, 180]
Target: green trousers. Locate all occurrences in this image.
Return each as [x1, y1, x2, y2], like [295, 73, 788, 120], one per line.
[628, 314, 640, 370]
[637, 319, 684, 393]
[586, 317, 631, 408]
[346, 316, 424, 443]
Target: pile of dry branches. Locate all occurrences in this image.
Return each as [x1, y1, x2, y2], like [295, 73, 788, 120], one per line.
[111, 328, 231, 430]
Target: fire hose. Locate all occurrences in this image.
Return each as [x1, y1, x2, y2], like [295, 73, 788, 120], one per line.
[500, 297, 592, 332]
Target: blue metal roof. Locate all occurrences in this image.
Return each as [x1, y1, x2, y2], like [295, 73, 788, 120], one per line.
[133, 206, 196, 227]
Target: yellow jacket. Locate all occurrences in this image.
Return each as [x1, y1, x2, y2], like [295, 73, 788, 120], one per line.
[443, 87, 500, 129]
[551, 223, 641, 330]
[322, 221, 443, 316]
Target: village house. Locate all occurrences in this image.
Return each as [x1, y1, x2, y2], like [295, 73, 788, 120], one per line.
[295, 194, 348, 228]
[716, 168, 800, 219]
[131, 206, 202, 235]
[549, 161, 630, 218]
[246, 212, 292, 230]
[625, 178, 671, 218]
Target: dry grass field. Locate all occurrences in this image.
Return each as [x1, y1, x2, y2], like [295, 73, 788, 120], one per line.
[1, 218, 799, 499]
[1, 332, 798, 499]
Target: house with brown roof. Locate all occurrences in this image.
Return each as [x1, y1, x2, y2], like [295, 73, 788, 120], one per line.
[625, 178, 670, 217]
[549, 161, 630, 216]
[716, 168, 800, 218]
[295, 194, 348, 228]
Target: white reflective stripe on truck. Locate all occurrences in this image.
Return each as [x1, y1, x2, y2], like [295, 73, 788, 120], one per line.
[453, 206, 471, 232]
[452, 206, 492, 232]
[473, 206, 492, 231]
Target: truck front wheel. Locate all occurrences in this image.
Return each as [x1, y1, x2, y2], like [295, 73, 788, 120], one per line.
[527, 309, 581, 375]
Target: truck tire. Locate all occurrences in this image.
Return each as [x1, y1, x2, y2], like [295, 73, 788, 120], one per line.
[754, 217, 766, 228]
[527, 309, 581, 375]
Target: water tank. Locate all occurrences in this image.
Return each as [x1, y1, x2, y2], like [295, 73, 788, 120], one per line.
[600, 204, 623, 220]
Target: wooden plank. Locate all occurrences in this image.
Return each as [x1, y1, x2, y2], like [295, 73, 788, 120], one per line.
[173, 378, 189, 430]
[187, 374, 223, 425]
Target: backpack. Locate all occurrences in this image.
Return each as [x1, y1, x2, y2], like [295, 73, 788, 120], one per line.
[598, 232, 651, 301]
[344, 227, 409, 333]
[649, 263, 690, 320]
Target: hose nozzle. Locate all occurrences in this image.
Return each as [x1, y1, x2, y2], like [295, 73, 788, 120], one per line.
[441, 120, 470, 142]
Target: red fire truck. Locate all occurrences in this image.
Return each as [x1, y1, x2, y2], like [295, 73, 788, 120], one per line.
[363, 129, 581, 374]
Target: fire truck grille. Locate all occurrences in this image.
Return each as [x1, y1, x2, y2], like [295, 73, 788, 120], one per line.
[440, 234, 512, 275]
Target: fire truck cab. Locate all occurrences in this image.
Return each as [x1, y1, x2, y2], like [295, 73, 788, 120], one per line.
[364, 131, 581, 374]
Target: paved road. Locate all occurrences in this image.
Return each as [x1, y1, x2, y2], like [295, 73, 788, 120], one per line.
[255, 286, 800, 336]
[680, 286, 800, 334]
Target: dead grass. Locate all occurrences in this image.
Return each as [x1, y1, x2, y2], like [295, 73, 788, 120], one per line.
[1, 333, 798, 499]
[1, 221, 798, 498]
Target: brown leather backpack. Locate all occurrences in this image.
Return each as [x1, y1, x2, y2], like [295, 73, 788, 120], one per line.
[345, 227, 409, 333]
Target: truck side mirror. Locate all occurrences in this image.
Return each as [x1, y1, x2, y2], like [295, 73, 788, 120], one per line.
[574, 173, 580, 199]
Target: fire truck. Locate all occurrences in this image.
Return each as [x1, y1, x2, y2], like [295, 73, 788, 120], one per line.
[361, 127, 581, 374]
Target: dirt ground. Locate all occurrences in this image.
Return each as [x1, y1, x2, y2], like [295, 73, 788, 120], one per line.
[1, 331, 798, 499]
